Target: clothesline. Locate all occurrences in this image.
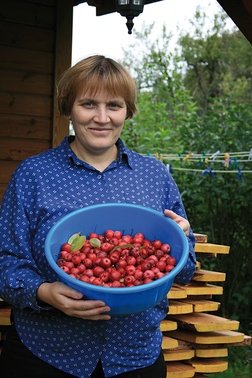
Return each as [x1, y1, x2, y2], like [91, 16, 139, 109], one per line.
[146, 149, 252, 164]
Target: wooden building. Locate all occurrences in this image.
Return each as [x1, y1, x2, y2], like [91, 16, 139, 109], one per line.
[0, 0, 252, 203]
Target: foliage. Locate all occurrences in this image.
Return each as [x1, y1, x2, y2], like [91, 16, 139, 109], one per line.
[121, 5, 252, 340]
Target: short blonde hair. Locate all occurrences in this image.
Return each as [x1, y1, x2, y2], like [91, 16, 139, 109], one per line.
[57, 55, 137, 119]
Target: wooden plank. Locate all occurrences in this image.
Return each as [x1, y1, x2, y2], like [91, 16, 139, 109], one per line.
[52, 0, 73, 147]
[0, 21, 54, 52]
[168, 300, 193, 315]
[0, 138, 50, 161]
[163, 349, 195, 361]
[0, 308, 11, 326]
[189, 358, 228, 373]
[0, 46, 54, 74]
[161, 319, 178, 332]
[192, 269, 226, 282]
[195, 243, 230, 254]
[162, 336, 179, 349]
[194, 234, 208, 243]
[0, 0, 55, 28]
[0, 93, 52, 118]
[0, 69, 52, 96]
[167, 313, 240, 332]
[195, 347, 228, 358]
[168, 330, 245, 345]
[181, 299, 220, 313]
[166, 362, 195, 377]
[0, 115, 51, 140]
[176, 282, 223, 296]
[168, 286, 188, 299]
[0, 161, 19, 183]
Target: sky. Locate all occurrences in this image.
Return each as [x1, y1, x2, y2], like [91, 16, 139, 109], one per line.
[72, 0, 236, 64]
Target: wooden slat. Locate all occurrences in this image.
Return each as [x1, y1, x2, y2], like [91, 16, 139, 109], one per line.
[0, 138, 50, 161]
[195, 347, 228, 358]
[0, 46, 54, 74]
[0, 161, 19, 183]
[195, 243, 230, 254]
[1, 21, 55, 52]
[168, 286, 188, 299]
[0, 308, 11, 326]
[166, 362, 195, 378]
[52, 0, 73, 147]
[167, 313, 240, 333]
[189, 358, 228, 373]
[161, 319, 178, 332]
[0, 115, 51, 140]
[194, 234, 207, 243]
[181, 299, 220, 313]
[162, 336, 179, 349]
[0, 93, 52, 118]
[168, 300, 193, 315]
[192, 269, 226, 282]
[168, 330, 245, 345]
[0, 69, 52, 96]
[176, 283, 223, 296]
[163, 349, 195, 361]
[1, 0, 55, 28]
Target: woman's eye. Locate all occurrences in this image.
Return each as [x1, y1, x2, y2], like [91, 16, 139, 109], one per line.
[82, 101, 95, 107]
[108, 103, 121, 109]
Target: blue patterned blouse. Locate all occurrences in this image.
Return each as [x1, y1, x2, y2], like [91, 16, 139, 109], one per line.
[0, 136, 196, 377]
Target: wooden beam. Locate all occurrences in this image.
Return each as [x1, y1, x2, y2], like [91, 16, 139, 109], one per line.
[52, 0, 73, 148]
[217, 0, 252, 44]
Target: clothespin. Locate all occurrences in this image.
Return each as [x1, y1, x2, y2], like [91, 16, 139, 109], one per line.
[183, 152, 193, 162]
[202, 167, 215, 177]
[146, 151, 151, 156]
[233, 158, 238, 169]
[203, 152, 208, 164]
[238, 168, 242, 180]
[178, 153, 183, 162]
[224, 153, 230, 168]
[167, 164, 173, 173]
[210, 150, 220, 160]
[248, 148, 252, 161]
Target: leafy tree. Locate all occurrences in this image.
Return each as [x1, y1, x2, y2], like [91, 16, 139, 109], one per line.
[121, 8, 252, 337]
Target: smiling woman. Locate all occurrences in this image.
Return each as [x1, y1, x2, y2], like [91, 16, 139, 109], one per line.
[0, 54, 196, 378]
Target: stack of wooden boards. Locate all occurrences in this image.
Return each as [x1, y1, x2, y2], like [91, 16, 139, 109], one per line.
[162, 234, 251, 377]
[0, 234, 251, 377]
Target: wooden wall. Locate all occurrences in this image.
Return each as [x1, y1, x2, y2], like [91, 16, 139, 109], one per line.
[0, 0, 73, 203]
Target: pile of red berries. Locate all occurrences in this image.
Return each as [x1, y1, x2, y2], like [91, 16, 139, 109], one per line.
[57, 229, 176, 288]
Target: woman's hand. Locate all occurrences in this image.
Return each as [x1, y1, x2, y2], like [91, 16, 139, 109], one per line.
[164, 209, 190, 236]
[37, 281, 111, 321]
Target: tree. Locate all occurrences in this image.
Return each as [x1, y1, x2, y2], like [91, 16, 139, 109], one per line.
[121, 9, 252, 335]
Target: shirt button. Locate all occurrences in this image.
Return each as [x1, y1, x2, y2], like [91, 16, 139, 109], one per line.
[97, 175, 102, 179]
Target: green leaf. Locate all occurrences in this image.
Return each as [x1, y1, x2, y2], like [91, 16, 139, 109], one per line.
[70, 235, 86, 251]
[68, 232, 80, 244]
[90, 238, 101, 248]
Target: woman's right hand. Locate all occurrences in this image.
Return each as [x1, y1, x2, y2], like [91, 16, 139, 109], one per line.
[36, 281, 111, 320]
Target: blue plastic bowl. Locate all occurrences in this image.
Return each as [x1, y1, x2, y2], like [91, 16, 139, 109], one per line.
[45, 203, 189, 315]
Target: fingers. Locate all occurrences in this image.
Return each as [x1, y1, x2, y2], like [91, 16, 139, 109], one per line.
[164, 209, 190, 236]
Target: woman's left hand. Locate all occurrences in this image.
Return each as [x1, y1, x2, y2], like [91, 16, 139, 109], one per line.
[164, 209, 190, 236]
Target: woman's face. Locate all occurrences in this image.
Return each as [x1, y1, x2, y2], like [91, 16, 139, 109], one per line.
[70, 91, 127, 157]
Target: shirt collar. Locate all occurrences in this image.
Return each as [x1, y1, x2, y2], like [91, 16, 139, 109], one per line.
[58, 136, 134, 170]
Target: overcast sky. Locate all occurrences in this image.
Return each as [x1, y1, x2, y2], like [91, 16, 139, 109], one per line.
[72, 0, 236, 64]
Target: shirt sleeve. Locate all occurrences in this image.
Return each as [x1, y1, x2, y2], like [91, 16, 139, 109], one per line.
[0, 173, 48, 311]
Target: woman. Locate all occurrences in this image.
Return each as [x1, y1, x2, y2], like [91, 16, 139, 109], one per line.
[0, 55, 196, 378]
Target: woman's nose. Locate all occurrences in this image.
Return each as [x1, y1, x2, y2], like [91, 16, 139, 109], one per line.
[94, 106, 110, 123]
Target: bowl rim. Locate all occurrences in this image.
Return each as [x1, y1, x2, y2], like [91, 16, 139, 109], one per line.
[45, 203, 189, 294]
